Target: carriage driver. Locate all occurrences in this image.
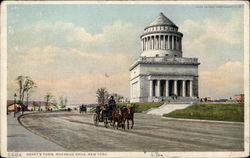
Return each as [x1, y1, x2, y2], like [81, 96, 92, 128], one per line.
[108, 96, 116, 117]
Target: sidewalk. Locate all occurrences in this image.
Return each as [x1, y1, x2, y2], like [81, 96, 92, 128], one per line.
[7, 112, 66, 152]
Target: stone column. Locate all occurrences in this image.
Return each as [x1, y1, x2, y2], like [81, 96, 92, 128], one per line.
[148, 37, 150, 50]
[147, 37, 149, 50]
[160, 35, 163, 49]
[154, 35, 157, 49]
[142, 38, 144, 51]
[141, 39, 143, 51]
[157, 80, 160, 97]
[149, 80, 153, 97]
[147, 37, 151, 49]
[162, 35, 164, 49]
[182, 80, 186, 97]
[159, 36, 161, 50]
[172, 36, 175, 50]
[174, 80, 177, 95]
[175, 36, 177, 50]
[146, 38, 148, 50]
[155, 36, 158, 50]
[158, 35, 161, 50]
[176, 37, 179, 51]
[190, 80, 193, 97]
[165, 80, 169, 97]
[143, 38, 146, 51]
[158, 35, 160, 50]
[144, 38, 146, 51]
[146, 37, 148, 50]
[166, 35, 169, 49]
[168, 36, 173, 49]
[151, 36, 154, 50]
[163, 35, 166, 50]
[150, 36, 152, 49]
[159, 35, 161, 50]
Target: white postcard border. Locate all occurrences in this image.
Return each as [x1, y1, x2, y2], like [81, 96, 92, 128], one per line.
[1, 1, 249, 158]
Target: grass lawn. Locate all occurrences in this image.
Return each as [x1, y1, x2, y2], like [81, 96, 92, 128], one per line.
[163, 104, 244, 122]
[117, 102, 164, 113]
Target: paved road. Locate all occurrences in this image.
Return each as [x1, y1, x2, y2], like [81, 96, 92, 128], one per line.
[7, 112, 65, 152]
[18, 112, 244, 152]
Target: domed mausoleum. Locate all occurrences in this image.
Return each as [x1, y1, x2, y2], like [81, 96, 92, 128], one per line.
[129, 13, 200, 103]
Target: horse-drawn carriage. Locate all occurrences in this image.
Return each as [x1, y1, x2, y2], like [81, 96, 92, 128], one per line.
[93, 103, 136, 130]
[93, 105, 112, 128]
[79, 105, 87, 113]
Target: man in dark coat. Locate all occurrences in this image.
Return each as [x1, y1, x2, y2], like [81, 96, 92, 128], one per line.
[107, 96, 116, 118]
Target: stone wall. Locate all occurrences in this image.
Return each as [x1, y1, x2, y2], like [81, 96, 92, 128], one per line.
[193, 76, 199, 97]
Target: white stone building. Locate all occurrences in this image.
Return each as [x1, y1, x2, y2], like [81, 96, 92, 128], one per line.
[129, 13, 200, 103]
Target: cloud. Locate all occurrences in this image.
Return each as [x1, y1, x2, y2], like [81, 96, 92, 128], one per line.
[8, 20, 140, 76]
[199, 61, 243, 98]
[24, 45, 61, 64]
[7, 20, 138, 103]
[179, 10, 243, 71]
[9, 20, 141, 55]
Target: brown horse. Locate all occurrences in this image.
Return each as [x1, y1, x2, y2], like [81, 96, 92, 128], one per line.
[122, 105, 135, 129]
[120, 106, 128, 129]
[112, 108, 123, 129]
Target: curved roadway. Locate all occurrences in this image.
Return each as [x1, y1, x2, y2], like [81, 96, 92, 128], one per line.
[19, 112, 244, 151]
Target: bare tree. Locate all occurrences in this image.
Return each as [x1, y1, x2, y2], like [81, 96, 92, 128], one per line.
[32, 101, 38, 111]
[44, 93, 53, 110]
[59, 96, 64, 108]
[59, 96, 68, 108]
[96, 88, 109, 105]
[16, 76, 25, 102]
[24, 79, 37, 107]
[52, 99, 58, 109]
[65, 97, 68, 107]
[16, 76, 37, 105]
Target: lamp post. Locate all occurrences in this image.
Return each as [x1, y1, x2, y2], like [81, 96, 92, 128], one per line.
[13, 93, 17, 118]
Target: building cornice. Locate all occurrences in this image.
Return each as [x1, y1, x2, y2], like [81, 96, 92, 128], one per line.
[130, 73, 199, 81]
[148, 72, 195, 77]
[130, 74, 148, 81]
[140, 31, 183, 38]
[144, 24, 178, 30]
[129, 57, 200, 71]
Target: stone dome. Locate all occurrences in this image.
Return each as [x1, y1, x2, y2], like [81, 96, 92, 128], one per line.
[140, 13, 183, 58]
[147, 12, 178, 29]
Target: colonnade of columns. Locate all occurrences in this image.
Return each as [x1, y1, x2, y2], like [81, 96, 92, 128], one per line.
[149, 79, 193, 98]
[141, 35, 182, 51]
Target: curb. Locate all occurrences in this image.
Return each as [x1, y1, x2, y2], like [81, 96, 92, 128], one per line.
[162, 116, 244, 125]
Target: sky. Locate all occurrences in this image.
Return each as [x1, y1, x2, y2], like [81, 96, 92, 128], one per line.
[7, 3, 245, 104]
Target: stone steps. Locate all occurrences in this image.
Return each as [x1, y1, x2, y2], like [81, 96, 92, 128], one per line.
[146, 103, 191, 116]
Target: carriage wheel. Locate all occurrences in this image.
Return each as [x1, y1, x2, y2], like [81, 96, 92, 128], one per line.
[93, 113, 99, 126]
